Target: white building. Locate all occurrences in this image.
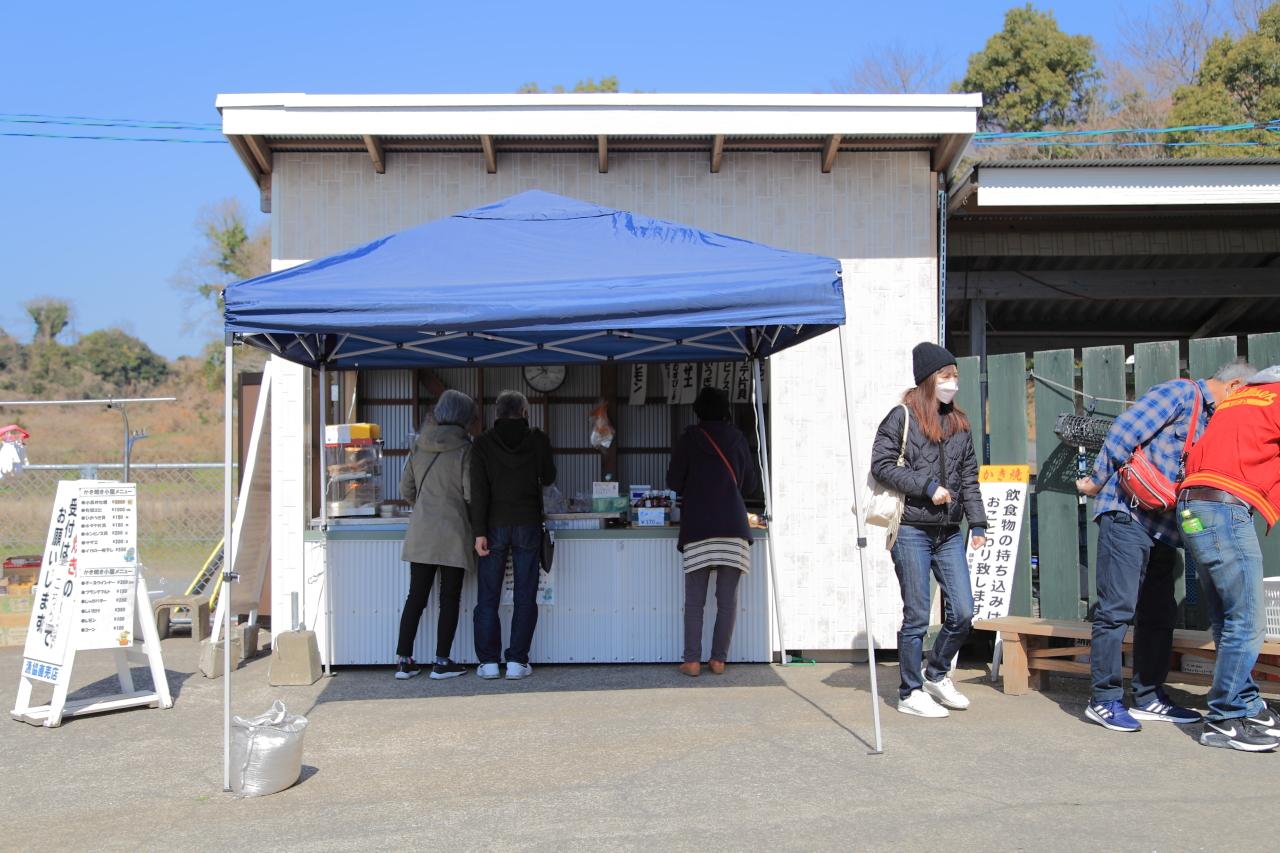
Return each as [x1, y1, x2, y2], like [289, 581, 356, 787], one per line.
[217, 92, 981, 660]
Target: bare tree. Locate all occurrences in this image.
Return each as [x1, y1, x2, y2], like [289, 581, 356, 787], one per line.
[835, 44, 948, 94]
[24, 297, 71, 344]
[1228, 0, 1266, 31]
[1118, 0, 1221, 97]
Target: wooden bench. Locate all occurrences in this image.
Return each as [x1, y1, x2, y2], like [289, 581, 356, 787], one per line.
[975, 616, 1280, 696]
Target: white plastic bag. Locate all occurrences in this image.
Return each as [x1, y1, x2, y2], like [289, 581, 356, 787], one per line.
[230, 700, 309, 797]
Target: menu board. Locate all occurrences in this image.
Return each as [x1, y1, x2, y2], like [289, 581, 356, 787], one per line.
[22, 481, 137, 683]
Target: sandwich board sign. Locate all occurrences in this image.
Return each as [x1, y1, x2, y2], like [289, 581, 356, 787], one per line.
[11, 480, 172, 727]
[964, 465, 1030, 681]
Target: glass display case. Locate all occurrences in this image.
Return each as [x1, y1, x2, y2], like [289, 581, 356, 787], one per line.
[324, 423, 383, 517]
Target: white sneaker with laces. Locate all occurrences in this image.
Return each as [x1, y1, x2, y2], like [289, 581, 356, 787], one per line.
[476, 663, 501, 679]
[897, 689, 949, 718]
[506, 661, 533, 680]
[923, 674, 971, 710]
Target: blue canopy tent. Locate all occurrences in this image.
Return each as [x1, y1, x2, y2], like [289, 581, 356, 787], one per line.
[218, 191, 884, 786]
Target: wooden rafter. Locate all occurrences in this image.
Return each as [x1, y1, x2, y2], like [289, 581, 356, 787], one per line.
[362, 134, 385, 174]
[480, 135, 497, 174]
[243, 134, 273, 175]
[597, 135, 608, 173]
[932, 132, 969, 175]
[821, 134, 842, 173]
[710, 134, 724, 173]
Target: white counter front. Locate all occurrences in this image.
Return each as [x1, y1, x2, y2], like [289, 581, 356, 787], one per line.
[300, 523, 773, 665]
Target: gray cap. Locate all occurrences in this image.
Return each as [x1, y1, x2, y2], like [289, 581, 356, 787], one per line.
[1248, 366, 1280, 384]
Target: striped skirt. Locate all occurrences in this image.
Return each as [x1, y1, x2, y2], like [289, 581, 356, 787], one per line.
[682, 537, 751, 575]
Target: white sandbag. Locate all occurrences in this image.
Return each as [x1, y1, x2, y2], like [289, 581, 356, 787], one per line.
[230, 700, 309, 797]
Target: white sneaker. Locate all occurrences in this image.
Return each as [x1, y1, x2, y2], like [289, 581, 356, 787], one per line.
[897, 689, 949, 718]
[922, 674, 971, 710]
[506, 661, 533, 680]
[476, 663, 501, 679]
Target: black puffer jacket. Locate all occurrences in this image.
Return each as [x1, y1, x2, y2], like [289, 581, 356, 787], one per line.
[871, 404, 985, 530]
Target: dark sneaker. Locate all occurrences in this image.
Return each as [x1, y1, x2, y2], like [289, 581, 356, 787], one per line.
[1200, 718, 1280, 752]
[1086, 700, 1142, 732]
[429, 660, 467, 680]
[1131, 691, 1202, 725]
[394, 658, 421, 680]
[1246, 704, 1280, 737]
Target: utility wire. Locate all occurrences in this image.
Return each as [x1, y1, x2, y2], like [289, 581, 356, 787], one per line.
[0, 112, 221, 130]
[0, 131, 227, 144]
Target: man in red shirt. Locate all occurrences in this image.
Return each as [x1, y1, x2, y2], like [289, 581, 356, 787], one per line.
[1177, 365, 1280, 752]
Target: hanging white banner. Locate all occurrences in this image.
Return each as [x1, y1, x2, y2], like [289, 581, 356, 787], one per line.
[628, 364, 648, 406]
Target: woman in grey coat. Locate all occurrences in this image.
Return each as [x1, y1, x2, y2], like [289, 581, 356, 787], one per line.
[395, 389, 477, 680]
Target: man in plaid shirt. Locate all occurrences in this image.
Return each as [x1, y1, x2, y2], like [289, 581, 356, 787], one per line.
[1076, 360, 1254, 733]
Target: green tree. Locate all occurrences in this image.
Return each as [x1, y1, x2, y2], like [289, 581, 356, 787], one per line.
[171, 199, 270, 314]
[25, 297, 71, 343]
[517, 76, 620, 93]
[75, 329, 170, 389]
[1169, 1, 1280, 155]
[956, 4, 1102, 132]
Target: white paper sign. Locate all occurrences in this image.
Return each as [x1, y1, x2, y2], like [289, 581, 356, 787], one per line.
[665, 364, 680, 404]
[966, 466, 1029, 622]
[732, 363, 753, 403]
[676, 363, 698, 404]
[22, 482, 79, 684]
[628, 364, 648, 405]
[501, 564, 554, 606]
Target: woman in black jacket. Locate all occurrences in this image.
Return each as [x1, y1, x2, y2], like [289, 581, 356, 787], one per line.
[871, 342, 986, 719]
[667, 387, 760, 677]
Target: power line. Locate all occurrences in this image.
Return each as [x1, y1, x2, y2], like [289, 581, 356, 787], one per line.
[0, 131, 227, 144]
[0, 112, 221, 130]
[972, 138, 1280, 148]
[975, 119, 1280, 141]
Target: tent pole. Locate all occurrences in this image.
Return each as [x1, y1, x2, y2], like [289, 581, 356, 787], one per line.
[319, 363, 333, 677]
[751, 358, 788, 666]
[222, 336, 235, 790]
[837, 326, 884, 753]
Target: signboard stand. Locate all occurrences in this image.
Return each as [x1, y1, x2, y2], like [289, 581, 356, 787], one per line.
[10, 481, 172, 727]
[965, 465, 1030, 684]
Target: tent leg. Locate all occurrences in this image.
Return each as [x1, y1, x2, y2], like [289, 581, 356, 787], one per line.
[222, 337, 235, 791]
[751, 359, 787, 666]
[837, 327, 884, 754]
[318, 363, 334, 677]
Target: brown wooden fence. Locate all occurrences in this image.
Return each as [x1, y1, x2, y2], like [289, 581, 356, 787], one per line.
[957, 333, 1280, 627]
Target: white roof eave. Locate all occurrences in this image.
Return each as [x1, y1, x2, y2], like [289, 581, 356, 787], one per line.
[216, 92, 981, 138]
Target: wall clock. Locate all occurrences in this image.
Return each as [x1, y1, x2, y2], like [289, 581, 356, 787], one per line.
[523, 365, 567, 393]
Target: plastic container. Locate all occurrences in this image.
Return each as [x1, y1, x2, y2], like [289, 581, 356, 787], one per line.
[1264, 577, 1280, 641]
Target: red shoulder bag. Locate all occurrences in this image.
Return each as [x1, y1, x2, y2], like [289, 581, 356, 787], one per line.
[1117, 381, 1202, 513]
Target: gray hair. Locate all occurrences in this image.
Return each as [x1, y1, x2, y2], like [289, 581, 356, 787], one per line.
[495, 389, 529, 420]
[433, 389, 475, 427]
[1212, 358, 1257, 384]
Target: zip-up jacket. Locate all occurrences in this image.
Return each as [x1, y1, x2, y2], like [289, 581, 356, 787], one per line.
[871, 404, 985, 531]
[469, 418, 556, 537]
[1181, 373, 1280, 528]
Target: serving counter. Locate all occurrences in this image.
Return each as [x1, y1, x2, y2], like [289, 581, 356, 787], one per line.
[302, 520, 772, 665]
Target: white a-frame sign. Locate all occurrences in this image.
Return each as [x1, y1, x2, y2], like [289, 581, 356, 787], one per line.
[11, 480, 172, 727]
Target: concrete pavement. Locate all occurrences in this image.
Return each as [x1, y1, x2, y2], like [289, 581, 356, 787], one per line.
[0, 639, 1270, 852]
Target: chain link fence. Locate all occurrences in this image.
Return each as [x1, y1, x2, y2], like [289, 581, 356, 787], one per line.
[0, 463, 225, 595]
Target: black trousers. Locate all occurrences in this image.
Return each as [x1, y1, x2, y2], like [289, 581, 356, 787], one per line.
[396, 562, 465, 659]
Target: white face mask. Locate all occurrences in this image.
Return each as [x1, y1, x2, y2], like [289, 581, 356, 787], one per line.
[935, 380, 959, 405]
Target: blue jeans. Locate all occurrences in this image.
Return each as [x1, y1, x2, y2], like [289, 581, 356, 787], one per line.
[1179, 498, 1266, 721]
[1090, 512, 1177, 705]
[891, 525, 973, 699]
[474, 524, 542, 665]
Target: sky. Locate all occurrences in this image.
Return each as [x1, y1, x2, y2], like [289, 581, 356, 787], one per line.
[2, 0, 1165, 359]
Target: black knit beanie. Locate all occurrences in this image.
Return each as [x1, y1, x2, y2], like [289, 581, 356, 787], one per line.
[912, 342, 956, 386]
[693, 386, 731, 422]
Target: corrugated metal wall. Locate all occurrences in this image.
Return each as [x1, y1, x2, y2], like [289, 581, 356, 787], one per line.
[325, 535, 771, 664]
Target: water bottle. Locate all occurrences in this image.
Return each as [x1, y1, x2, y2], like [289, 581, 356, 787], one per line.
[1180, 508, 1204, 535]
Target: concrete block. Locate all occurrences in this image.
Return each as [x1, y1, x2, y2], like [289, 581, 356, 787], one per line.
[268, 630, 323, 686]
[199, 634, 245, 679]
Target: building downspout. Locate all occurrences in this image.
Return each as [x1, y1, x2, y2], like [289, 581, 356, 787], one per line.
[937, 173, 947, 348]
